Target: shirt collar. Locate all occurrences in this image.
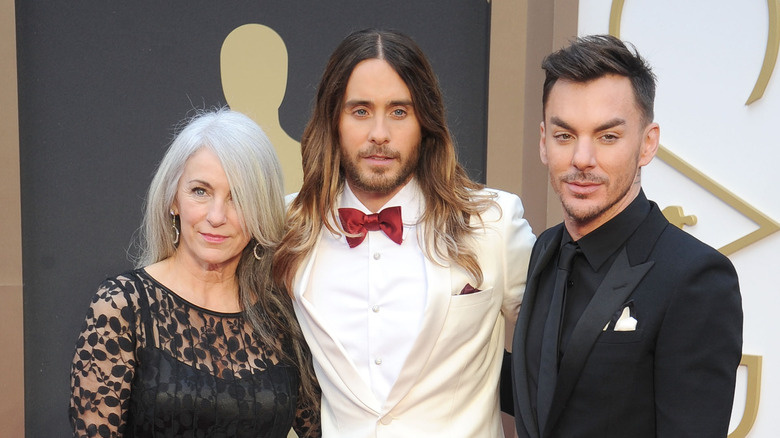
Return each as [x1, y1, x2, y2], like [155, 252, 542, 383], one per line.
[565, 190, 651, 271]
[340, 178, 423, 225]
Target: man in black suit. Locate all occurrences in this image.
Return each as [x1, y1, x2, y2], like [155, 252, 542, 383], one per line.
[510, 35, 743, 437]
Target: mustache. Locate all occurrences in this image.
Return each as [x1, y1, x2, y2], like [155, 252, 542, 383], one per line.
[358, 145, 400, 159]
[560, 172, 607, 184]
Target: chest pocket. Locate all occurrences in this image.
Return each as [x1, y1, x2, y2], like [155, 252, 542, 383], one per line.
[437, 287, 498, 348]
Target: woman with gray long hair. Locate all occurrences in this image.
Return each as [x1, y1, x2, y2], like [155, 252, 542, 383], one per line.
[70, 108, 320, 437]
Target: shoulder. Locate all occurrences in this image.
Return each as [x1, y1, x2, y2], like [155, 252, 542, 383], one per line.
[635, 221, 740, 307]
[284, 192, 298, 206]
[472, 187, 524, 220]
[527, 224, 563, 261]
[537, 224, 563, 242]
[469, 187, 536, 248]
[653, 222, 735, 269]
[88, 269, 149, 318]
[477, 187, 520, 205]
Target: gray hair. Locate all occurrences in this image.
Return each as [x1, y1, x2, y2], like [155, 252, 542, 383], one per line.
[134, 108, 320, 418]
[138, 108, 285, 267]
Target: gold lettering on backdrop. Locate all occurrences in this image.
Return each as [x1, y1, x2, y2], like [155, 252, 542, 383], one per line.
[608, 2, 780, 255]
[661, 206, 697, 229]
[610, 0, 780, 104]
[608, 0, 625, 38]
[220, 24, 303, 194]
[746, 0, 780, 104]
[730, 355, 763, 438]
[655, 146, 779, 256]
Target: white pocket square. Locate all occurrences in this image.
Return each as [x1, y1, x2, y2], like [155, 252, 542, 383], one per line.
[614, 306, 637, 331]
[603, 305, 638, 331]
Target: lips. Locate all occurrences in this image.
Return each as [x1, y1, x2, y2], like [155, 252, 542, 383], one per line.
[566, 181, 601, 196]
[360, 145, 399, 162]
[362, 154, 397, 167]
[200, 233, 228, 243]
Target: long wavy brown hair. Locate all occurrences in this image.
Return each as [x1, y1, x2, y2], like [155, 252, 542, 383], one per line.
[274, 28, 497, 293]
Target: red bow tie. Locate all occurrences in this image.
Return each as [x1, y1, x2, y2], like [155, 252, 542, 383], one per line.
[338, 206, 403, 248]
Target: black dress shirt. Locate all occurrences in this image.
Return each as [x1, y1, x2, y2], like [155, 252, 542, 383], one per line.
[527, 190, 652, 415]
[558, 191, 651, 357]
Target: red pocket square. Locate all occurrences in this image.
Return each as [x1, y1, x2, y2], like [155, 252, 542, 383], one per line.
[460, 283, 481, 295]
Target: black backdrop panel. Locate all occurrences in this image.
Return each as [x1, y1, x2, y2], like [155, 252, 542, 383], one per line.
[16, 2, 490, 436]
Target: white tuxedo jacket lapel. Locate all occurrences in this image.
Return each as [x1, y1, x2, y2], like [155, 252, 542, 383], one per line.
[293, 234, 382, 414]
[296, 223, 459, 416]
[383, 254, 451, 410]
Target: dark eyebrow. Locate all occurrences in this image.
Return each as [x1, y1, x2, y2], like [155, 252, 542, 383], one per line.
[594, 118, 626, 132]
[549, 116, 573, 130]
[343, 99, 414, 107]
[549, 116, 626, 132]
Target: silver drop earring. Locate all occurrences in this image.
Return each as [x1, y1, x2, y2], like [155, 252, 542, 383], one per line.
[170, 209, 180, 245]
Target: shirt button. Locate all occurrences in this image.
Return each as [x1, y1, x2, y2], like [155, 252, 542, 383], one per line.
[380, 416, 393, 425]
[373, 252, 381, 260]
[375, 357, 383, 365]
[372, 305, 380, 313]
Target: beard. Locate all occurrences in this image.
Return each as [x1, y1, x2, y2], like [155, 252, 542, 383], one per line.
[555, 170, 635, 225]
[340, 143, 420, 195]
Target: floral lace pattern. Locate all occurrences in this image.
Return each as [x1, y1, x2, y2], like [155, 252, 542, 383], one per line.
[70, 269, 319, 437]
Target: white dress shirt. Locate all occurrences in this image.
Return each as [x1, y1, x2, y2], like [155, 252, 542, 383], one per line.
[306, 179, 427, 403]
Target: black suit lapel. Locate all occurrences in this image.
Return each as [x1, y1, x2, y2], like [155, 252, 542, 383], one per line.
[541, 202, 671, 437]
[543, 247, 654, 436]
[512, 227, 563, 438]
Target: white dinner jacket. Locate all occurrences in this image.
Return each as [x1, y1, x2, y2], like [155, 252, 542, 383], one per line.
[292, 189, 535, 438]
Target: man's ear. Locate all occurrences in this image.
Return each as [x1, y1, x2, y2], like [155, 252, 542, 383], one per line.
[539, 121, 548, 165]
[639, 122, 660, 167]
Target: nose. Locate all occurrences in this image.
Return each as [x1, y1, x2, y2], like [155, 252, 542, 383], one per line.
[206, 198, 228, 227]
[571, 138, 596, 170]
[368, 117, 390, 145]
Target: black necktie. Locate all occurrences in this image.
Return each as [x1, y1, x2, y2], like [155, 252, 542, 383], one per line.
[537, 241, 579, 433]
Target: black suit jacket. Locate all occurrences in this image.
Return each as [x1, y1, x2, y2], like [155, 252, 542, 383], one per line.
[511, 201, 743, 438]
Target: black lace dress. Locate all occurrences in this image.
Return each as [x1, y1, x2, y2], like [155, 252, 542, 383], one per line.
[70, 269, 319, 438]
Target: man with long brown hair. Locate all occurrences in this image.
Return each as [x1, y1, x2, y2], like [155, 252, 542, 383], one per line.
[274, 28, 535, 437]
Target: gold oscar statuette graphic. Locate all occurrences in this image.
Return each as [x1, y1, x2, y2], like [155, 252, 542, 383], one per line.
[221, 24, 303, 194]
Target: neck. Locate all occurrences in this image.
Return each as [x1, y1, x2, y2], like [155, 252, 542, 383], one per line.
[564, 184, 642, 241]
[147, 255, 242, 313]
[347, 177, 412, 213]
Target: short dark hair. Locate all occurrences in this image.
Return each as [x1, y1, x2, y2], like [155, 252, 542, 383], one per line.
[541, 34, 657, 124]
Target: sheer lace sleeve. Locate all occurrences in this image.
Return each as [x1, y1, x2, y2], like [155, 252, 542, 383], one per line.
[70, 278, 138, 437]
[292, 382, 322, 438]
